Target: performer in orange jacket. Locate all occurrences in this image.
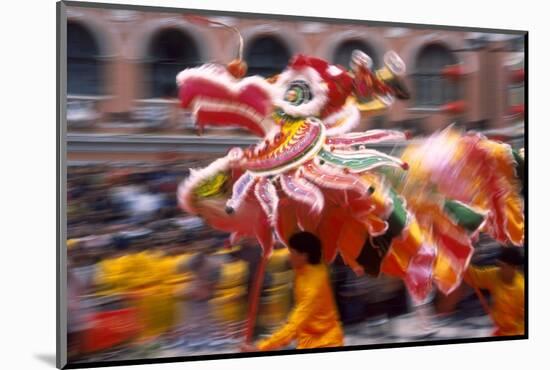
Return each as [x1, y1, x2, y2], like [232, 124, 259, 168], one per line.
[464, 247, 525, 336]
[242, 232, 344, 351]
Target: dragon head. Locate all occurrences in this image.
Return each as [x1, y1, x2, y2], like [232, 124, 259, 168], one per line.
[176, 50, 409, 137]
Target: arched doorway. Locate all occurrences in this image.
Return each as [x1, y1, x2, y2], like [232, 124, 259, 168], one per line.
[67, 22, 102, 96]
[245, 36, 291, 78]
[413, 43, 459, 107]
[333, 39, 379, 70]
[146, 28, 200, 98]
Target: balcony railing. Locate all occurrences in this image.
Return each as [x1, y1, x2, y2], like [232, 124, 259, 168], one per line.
[67, 95, 106, 128]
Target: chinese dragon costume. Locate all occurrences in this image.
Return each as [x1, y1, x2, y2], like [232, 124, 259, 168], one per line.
[175, 43, 524, 304]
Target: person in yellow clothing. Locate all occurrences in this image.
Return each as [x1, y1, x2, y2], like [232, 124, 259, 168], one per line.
[94, 243, 134, 296]
[95, 237, 177, 342]
[258, 244, 293, 330]
[464, 247, 525, 336]
[242, 232, 344, 351]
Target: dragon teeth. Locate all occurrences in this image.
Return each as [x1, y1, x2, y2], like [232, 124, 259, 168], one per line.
[193, 97, 263, 124]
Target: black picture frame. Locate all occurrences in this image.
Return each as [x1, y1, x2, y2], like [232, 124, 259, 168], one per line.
[57, 1, 528, 368]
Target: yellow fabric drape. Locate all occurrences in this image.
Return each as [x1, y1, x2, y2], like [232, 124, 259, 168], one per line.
[465, 266, 524, 336]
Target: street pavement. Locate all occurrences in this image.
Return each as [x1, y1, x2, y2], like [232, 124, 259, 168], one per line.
[76, 311, 494, 364]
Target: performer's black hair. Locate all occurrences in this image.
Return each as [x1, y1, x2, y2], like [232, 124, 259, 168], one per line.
[288, 232, 322, 265]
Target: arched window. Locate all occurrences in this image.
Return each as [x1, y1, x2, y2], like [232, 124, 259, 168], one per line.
[333, 39, 379, 70]
[67, 22, 102, 96]
[147, 28, 200, 98]
[245, 36, 290, 77]
[414, 44, 458, 107]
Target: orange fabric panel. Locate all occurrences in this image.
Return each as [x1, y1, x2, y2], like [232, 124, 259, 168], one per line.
[318, 206, 347, 263]
[337, 216, 367, 265]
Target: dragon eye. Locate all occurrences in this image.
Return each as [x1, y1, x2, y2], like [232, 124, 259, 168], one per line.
[284, 80, 313, 106]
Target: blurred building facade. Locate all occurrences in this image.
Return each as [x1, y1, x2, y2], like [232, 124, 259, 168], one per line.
[65, 6, 525, 163]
